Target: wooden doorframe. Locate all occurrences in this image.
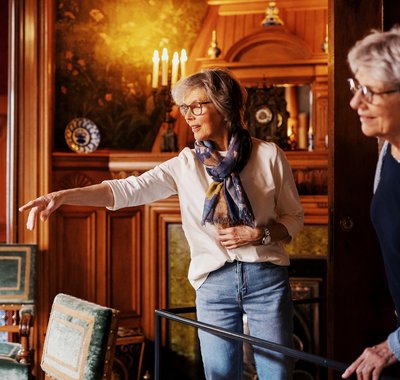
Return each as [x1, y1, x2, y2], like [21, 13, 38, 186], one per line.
[7, 0, 53, 377]
[327, 0, 399, 376]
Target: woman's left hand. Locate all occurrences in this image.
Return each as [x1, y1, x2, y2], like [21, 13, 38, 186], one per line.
[342, 340, 397, 380]
[216, 226, 262, 249]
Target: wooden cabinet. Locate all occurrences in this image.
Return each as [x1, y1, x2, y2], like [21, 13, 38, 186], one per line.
[188, 0, 328, 154]
[50, 154, 144, 329]
[49, 205, 143, 324]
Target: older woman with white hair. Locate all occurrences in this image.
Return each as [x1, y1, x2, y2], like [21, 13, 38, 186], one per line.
[343, 26, 400, 380]
[19, 68, 303, 379]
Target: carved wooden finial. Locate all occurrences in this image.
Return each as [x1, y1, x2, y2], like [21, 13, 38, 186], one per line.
[261, 1, 284, 27]
[207, 30, 222, 59]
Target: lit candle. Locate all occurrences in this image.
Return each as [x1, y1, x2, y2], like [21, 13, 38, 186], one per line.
[161, 48, 169, 86]
[152, 50, 160, 88]
[171, 52, 179, 86]
[297, 112, 308, 150]
[180, 49, 188, 78]
[308, 124, 314, 152]
[212, 30, 217, 45]
[287, 123, 292, 138]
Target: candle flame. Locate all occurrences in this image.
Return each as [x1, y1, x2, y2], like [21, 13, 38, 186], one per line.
[287, 124, 292, 137]
[162, 47, 169, 61]
[152, 50, 159, 63]
[180, 49, 187, 61]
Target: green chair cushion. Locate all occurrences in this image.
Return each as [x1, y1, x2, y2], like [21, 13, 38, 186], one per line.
[41, 293, 118, 380]
[0, 244, 36, 303]
[0, 342, 21, 359]
[0, 357, 29, 380]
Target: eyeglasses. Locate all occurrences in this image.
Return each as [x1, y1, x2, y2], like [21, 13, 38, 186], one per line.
[347, 78, 400, 104]
[178, 101, 211, 116]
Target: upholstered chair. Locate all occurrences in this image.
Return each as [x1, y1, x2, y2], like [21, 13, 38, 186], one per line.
[41, 293, 119, 380]
[0, 244, 36, 380]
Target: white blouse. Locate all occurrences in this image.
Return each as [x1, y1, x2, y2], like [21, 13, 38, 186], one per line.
[104, 138, 304, 289]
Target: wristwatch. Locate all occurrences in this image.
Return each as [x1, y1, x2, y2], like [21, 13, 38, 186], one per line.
[261, 227, 272, 245]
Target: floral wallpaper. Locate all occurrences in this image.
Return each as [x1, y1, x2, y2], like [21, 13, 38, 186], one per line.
[55, 0, 208, 151]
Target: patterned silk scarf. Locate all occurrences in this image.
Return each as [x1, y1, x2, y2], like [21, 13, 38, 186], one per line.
[195, 128, 255, 227]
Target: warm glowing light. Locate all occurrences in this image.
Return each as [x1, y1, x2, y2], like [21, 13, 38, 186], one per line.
[171, 52, 180, 86]
[152, 47, 188, 89]
[308, 124, 314, 152]
[287, 124, 292, 137]
[152, 50, 160, 88]
[297, 113, 308, 150]
[180, 49, 187, 78]
[161, 48, 169, 86]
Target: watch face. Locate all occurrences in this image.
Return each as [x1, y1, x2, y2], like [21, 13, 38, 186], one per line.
[255, 107, 273, 124]
[262, 227, 272, 245]
[261, 235, 272, 245]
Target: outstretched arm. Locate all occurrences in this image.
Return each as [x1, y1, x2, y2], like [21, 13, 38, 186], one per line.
[19, 182, 114, 230]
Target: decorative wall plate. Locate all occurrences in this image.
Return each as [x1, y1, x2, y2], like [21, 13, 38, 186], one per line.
[64, 118, 101, 153]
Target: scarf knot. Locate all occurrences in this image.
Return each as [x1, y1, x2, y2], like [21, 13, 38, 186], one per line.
[195, 128, 255, 227]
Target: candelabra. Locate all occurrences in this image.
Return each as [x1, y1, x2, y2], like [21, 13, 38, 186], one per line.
[152, 85, 178, 152]
[151, 48, 187, 152]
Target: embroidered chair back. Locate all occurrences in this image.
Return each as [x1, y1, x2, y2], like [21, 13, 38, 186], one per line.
[41, 293, 119, 380]
[0, 244, 36, 379]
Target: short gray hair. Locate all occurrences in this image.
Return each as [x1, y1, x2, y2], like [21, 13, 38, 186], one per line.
[347, 25, 400, 84]
[171, 67, 247, 131]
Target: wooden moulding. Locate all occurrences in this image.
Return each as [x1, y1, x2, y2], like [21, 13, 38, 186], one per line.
[52, 150, 328, 225]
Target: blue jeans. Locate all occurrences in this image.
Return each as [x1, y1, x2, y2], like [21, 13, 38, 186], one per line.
[196, 261, 294, 380]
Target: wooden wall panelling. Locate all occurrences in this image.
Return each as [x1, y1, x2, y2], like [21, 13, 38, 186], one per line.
[53, 207, 101, 302]
[312, 72, 328, 151]
[52, 152, 110, 188]
[285, 151, 328, 224]
[301, 196, 328, 225]
[0, 0, 6, 242]
[51, 204, 144, 325]
[187, 5, 218, 75]
[0, 96, 6, 241]
[52, 156, 145, 327]
[223, 27, 314, 63]
[189, 0, 327, 72]
[107, 207, 143, 328]
[213, 0, 327, 16]
[142, 197, 181, 341]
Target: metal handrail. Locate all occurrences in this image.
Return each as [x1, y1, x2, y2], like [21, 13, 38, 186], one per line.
[154, 306, 399, 380]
